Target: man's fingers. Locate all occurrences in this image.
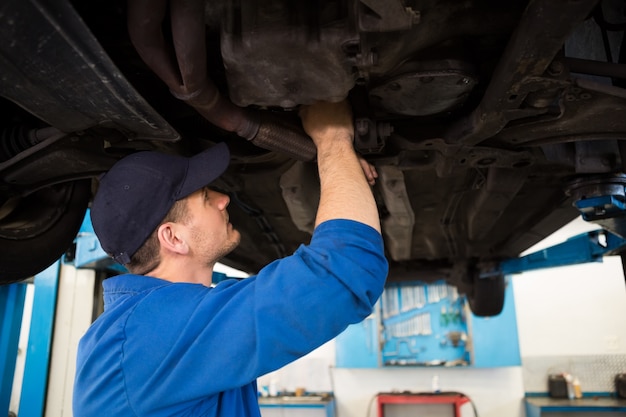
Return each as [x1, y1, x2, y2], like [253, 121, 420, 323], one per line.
[359, 158, 377, 186]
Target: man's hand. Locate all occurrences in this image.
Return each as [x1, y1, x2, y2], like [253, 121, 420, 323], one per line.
[359, 158, 378, 186]
[299, 100, 354, 149]
[300, 100, 378, 185]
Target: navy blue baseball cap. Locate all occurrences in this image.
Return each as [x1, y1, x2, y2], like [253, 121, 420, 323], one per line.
[91, 143, 230, 265]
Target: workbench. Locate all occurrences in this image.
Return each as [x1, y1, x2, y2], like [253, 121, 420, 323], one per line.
[525, 396, 626, 416]
[258, 395, 335, 417]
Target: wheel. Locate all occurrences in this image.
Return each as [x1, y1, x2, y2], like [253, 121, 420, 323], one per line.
[467, 273, 505, 317]
[0, 180, 91, 284]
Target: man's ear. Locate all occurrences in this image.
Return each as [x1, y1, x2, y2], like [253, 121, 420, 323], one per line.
[157, 222, 189, 256]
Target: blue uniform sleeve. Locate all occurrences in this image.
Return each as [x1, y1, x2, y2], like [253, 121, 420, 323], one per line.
[122, 219, 388, 413]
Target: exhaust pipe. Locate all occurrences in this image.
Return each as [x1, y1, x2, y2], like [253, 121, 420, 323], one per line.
[127, 0, 316, 161]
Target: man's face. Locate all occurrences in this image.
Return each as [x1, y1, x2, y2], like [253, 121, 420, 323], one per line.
[182, 187, 241, 266]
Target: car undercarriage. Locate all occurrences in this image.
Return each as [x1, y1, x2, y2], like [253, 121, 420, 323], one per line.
[1, 0, 625, 315]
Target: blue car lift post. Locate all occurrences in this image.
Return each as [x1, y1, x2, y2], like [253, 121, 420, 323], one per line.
[1, 260, 61, 417]
[18, 261, 61, 417]
[0, 281, 27, 414]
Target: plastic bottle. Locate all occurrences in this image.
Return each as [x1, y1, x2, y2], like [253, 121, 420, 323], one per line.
[573, 377, 582, 399]
[269, 379, 278, 397]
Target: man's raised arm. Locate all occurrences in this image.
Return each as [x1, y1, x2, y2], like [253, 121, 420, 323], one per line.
[299, 100, 381, 233]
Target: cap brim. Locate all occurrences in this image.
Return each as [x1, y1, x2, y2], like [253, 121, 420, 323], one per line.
[177, 142, 231, 198]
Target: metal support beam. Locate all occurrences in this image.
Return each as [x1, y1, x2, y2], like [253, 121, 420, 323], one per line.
[445, 0, 600, 146]
[18, 261, 60, 417]
[0, 282, 27, 416]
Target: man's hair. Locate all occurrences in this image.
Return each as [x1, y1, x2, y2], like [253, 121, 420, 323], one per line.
[126, 198, 190, 275]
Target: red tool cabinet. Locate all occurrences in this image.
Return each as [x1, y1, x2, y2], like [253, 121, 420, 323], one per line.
[377, 393, 470, 417]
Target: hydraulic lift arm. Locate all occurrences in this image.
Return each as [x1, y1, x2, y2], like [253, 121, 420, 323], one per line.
[500, 229, 626, 276]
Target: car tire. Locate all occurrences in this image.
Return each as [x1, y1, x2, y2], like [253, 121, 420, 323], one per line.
[467, 273, 505, 317]
[0, 180, 91, 284]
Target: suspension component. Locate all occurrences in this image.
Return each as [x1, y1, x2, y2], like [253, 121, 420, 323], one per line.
[0, 126, 61, 162]
[1, 126, 38, 162]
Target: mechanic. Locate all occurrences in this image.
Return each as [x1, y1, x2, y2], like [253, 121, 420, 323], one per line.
[72, 100, 388, 416]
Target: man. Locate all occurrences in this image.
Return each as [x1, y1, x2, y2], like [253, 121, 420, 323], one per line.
[73, 100, 388, 416]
